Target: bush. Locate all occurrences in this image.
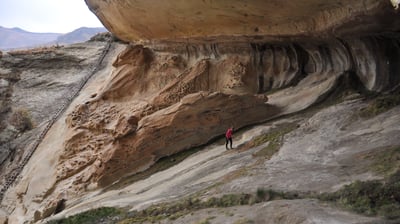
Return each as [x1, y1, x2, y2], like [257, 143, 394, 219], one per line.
[8, 108, 34, 132]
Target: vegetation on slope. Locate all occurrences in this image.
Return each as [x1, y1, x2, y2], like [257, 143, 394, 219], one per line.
[318, 170, 400, 219]
[47, 207, 123, 224]
[250, 122, 298, 158]
[365, 146, 400, 177]
[48, 170, 400, 224]
[358, 93, 400, 118]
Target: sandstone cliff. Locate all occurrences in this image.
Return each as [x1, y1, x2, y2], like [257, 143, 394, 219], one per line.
[1, 1, 400, 223]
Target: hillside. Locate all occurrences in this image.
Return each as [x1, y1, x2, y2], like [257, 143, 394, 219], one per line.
[54, 27, 107, 45]
[0, 26, 61, 50]
[0, 26, 107, 50]
[0, 0, 399, 223]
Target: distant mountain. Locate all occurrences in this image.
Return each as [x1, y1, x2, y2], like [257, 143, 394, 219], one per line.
[0, 26, 61, 50]
[0, 26, 107, 50]
[54, 27, 107, 45]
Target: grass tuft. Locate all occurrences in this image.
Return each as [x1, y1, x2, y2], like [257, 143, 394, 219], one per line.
[362, 146, 400, 177]
[47, 207, 123, 224]
[251, 122, 298, 158]
[358, 94, 400, 118]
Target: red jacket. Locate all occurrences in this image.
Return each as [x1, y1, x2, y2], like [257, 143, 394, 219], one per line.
[225, 128, 233, 138]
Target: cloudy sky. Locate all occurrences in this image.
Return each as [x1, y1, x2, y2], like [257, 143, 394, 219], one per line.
[0, 0, 104, 33]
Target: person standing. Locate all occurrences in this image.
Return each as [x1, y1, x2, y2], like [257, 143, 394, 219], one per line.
[225, 127, 233, 149]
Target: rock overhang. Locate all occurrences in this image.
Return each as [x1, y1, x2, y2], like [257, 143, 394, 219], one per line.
[85, 0, 400, 43]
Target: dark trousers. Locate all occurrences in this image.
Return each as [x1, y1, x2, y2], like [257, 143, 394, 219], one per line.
[225, 137, 232, 149]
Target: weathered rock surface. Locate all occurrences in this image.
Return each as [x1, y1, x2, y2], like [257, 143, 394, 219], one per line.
[85, 0, 400, 42]
[59, 42, 283, 191]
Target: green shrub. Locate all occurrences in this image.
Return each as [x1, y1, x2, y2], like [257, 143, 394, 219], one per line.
[256, 188, 267, 202]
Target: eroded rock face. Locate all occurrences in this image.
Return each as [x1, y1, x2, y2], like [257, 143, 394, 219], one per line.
[60, 44, 281, 189]
[85, 0, 400, 42]
[57, 32, 400, 190]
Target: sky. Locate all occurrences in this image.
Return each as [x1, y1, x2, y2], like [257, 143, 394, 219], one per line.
[0, 0, 104, 33]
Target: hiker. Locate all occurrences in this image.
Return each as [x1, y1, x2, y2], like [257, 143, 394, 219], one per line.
[225, 127, 233, 149]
